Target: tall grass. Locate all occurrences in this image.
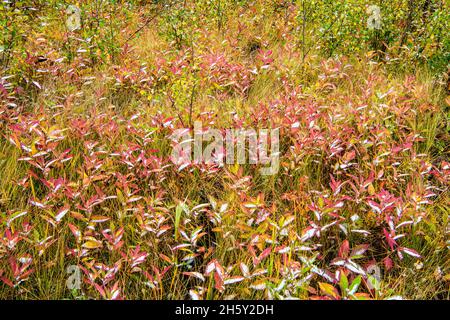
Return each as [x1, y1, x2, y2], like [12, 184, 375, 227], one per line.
[0, 0, 448, 300]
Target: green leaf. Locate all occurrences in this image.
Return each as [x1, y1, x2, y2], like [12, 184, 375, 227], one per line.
[348, 275, 362, 295]
[174, 202, 189, 240]
[339, 272, 348, 292]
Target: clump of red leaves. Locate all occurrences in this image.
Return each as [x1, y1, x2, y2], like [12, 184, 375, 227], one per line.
[0, 39, 447, 300]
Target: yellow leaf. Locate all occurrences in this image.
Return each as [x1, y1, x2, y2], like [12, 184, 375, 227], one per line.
[368, 183, 375, 195]
[70, 211, 85, 221]
[82, 240, 102, 249]
[319, 282, 339, 299]
[31, 142, 37, 156]
[90, 215, 110, 223]
[116, 188, 125, 204]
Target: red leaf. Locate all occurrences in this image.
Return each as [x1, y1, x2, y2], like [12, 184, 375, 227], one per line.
[383, 257, 393, 271]
[383, 228, 397, 250]
[214, 271, 225, 292]
[339, 240, 350, 259]
[399, 247, 421, 258]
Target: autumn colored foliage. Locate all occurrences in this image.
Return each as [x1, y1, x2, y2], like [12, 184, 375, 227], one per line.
[0, 0, 448, 299]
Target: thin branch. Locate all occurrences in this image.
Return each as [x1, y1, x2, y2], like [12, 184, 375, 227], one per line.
[125, 11, 162, 43]
[188, 83, 196, 129]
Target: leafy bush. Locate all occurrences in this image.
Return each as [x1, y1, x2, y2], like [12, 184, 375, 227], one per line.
[0, 0, 448, 300]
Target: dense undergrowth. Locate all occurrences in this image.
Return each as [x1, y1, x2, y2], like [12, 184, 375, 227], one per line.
[0, 0, 449, 299]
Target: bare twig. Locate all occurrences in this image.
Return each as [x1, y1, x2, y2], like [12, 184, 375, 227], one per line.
[125, 11, 161, 43]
